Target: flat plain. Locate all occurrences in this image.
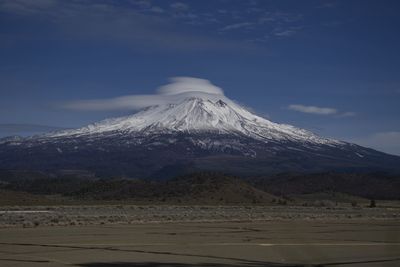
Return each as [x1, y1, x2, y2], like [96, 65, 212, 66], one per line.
[0, 205, 400, 267]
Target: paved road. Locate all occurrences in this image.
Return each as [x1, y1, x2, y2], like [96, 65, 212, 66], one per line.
[0, 220, 399, 266]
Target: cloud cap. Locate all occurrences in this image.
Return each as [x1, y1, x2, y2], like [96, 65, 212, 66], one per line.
[62, 77, 226, 111]
[158, 77, 224, 96]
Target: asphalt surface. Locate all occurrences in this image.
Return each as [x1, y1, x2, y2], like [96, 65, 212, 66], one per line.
[0, 220, 399, 267]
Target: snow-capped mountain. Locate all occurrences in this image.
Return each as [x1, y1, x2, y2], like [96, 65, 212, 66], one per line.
[48, 97, 338, 145]
[1, 95, 400, 178]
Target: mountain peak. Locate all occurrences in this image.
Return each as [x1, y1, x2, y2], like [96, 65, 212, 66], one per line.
[215, 99, 227, 107]
[46, 96, 340, 146]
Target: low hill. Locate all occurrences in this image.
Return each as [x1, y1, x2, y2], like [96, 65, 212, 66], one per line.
[250, 172, 400, 200]
[0, 189, 60, 206]
[70, 173, 279, 204]
[2, 173, 280, 205]
[2, 172, 399, 205]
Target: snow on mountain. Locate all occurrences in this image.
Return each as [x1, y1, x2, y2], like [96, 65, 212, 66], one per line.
[47, 96, 341, 146]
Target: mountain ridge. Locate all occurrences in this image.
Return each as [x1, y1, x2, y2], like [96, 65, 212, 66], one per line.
[43, 97, 340, 146]
[1, 96, 400, 177]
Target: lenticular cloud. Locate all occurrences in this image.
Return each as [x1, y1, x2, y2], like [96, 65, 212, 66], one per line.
[62, 77, 226, 111]
[158, 77, 224, 96]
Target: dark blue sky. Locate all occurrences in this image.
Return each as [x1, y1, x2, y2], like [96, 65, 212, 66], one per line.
[0, 0, 399, 155]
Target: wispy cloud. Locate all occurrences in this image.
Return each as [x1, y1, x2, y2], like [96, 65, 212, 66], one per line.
[287, 104, 355, 117]
[272, 25, 304, 37]
[216, 9, 304, 41]
[0, 0, 307, 49]
[274, 30, 296, 37]
[0, 0, 259, 52]
[62, 77, 227, 111]
[288, 104, 337, 115]
[219, 22, 253, 31]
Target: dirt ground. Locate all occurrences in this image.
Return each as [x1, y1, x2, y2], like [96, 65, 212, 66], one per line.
[0, 219, 399, 267]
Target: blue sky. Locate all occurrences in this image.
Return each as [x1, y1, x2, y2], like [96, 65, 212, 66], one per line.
[0, 0, 399, 155]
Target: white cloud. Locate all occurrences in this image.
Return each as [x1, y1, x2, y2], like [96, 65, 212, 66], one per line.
[288, 104, 337, 115]
[220, 22, 253, 31]
[274, 30, 296, 37]
[272, 26, 303, 37]
[158, 77, 224, 95]
[62, 77, 227, 111]
[347, 132, 400, 156]
[288, 104, 355, 117]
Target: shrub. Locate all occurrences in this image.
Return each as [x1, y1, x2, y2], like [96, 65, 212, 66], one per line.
[369, 199, 376, 208]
